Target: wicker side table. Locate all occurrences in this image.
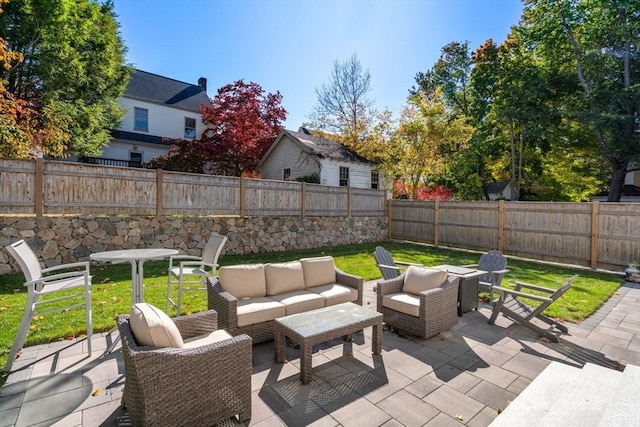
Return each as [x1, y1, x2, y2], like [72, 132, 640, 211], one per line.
[274, 302, 383, 384]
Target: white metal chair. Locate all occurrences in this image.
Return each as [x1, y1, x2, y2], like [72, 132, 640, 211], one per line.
[4, 239, 93, 372]
[166, 233, 227, 315]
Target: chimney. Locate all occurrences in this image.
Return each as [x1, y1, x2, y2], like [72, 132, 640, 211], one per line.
[198, 77, 207, 92]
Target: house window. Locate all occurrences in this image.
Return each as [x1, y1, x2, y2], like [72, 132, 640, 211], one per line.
[130, 152, 143, 167]
[371, 170, 379, 189]
[134, 107, 148, 131]
[283, 168, 291, 181]
[184, 117, 196, 138]
[339, 166, 349, 187]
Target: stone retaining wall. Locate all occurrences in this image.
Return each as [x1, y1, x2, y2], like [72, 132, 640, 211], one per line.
[0, 215, 388, 274]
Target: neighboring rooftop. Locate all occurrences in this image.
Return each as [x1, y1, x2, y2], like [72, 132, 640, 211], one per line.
[286, 127, 373, 163]
[123, 69, 210, 113]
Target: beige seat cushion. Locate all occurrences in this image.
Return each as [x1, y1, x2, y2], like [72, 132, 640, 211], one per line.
[382, 293, 420, 317]
[265, 261, 305, 295]
[129, 303, 184, 348]
[269, 290, 325, 315]
[236, 297, 286, 327]
[219, 264, 266, 299]
[182, 329, 233, 349]
[308, 284, 358, 306]
[402, 266, 447, 295]
[300, 256, 337, 288]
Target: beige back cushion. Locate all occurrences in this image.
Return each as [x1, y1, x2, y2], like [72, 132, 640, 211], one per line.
[129, 303, 184, 348]
[219, 264, 266, 299]
[265, 261, 305, 295]
[300, 256, 336, 288]
[402, 266, 448, 295]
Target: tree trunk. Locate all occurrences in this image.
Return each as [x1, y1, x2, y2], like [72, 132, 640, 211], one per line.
[607, 163, 626, 202]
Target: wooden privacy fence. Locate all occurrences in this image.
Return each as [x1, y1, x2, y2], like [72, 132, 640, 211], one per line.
[389, 199, 640, 272]
[0, 159, 387, 217]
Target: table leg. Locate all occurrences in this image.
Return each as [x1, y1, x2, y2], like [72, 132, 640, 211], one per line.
[372, 321, 382, 355]
[137, 259, 147, 304]
[275, 330, 286, 363]
[300, 341, 312, 384]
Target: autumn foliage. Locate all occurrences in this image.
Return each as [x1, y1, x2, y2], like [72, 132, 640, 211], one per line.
[393, 180, 453, 201]
[152, 80, 286, 176]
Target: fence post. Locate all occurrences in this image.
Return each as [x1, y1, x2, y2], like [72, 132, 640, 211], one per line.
[240, 177, 246, 217]
[498, 200, 505, 252]
[434, 200, 440, 247]
[591, 201, 599, 270]
[301, 182, 306, 217]
[156, 169, 163, 218]
[386, 199, 392, 239]
[35, 158, 44, 217]
[347, 187, 352, 217]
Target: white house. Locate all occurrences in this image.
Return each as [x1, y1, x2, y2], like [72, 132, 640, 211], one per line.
[87, 69, 210, 167]
[485, 181, 513, 201]
[258, 128, 381, 189]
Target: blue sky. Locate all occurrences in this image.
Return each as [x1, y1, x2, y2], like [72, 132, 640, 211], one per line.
[113, 0, 524, 130]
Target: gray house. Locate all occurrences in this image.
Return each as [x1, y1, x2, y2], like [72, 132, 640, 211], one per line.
[258, 128, 381, 189]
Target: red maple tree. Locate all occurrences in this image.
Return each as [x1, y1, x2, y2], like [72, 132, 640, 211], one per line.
[152, 80, 286, 176]
[201, 80, 286, 176]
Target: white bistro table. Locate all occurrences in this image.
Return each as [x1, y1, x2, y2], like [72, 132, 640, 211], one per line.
[90, 248, 178, 305]
[90, 248, 178, 352]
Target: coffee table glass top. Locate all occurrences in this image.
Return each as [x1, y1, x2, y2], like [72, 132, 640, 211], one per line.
[433, 264, 486, 277]
[275, 302, 381, 338]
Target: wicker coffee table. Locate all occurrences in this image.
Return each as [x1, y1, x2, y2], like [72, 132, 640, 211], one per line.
[274, 302, 383, 384]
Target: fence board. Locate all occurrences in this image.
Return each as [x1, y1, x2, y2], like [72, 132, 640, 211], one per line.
[304, 184, 348, 216]
[163, 172, 240, 216]
[244, 179, 302, 216]
[0, 159, 35, 214]
[350, 187, 386, 217]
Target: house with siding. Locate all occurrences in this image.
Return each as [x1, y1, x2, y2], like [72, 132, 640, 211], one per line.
[84, 69, 210, 167]
[258, 128, 381, 189]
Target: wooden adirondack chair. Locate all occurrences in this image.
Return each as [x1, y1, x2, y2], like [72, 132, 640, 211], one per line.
[374, 246, 423, 280]
[488, 275, 578, 342]
[475, 250, 509, 294]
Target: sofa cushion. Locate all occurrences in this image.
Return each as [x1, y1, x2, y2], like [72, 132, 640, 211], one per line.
[219, 264, 266, 299]
[382, 293, 420, 317]
[402, 266, 448, 295]
[182, 329, 233, 349]
[308, 284, 358, 306]
[129, 303, 184, 348]
[300, 256, 337, 288]
[236, 297, 285, 327]
[269, 290, 325, 315]
[265, 261, 305, 295]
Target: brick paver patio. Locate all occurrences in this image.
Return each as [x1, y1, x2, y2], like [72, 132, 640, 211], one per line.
[1, 280, 639, 426]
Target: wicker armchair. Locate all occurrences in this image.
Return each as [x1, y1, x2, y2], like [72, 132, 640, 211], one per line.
[376, 268, 460, 339]
[117, 309, 252, 426]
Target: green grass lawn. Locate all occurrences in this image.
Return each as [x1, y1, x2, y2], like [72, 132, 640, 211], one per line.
[0, 241, 623, 376]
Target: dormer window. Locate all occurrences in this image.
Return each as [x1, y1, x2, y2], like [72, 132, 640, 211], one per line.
[184, 117, 196, 138]
[134, 107, 148, 132]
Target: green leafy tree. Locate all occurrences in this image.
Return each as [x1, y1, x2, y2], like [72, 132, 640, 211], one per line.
[521, 0, 640, 201]
[0, 0, 130, 158]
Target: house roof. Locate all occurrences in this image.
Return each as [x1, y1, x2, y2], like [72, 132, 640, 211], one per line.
[260, 128, 373, 167]
[486, 181, 511, 194]
[123, 69, 210, 113]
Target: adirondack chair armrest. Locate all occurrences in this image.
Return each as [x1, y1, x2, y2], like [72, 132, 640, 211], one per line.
[377, 263, 401, 272]
[492, 285, 553, 303]
[511, 281, 555, 294]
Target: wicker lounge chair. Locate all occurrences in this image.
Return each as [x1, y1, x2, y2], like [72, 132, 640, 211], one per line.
[117, 308, 252, 426]
[374, 246, 423, 280]
[376, 266, 460, 338]
[488, 275, 578, 342]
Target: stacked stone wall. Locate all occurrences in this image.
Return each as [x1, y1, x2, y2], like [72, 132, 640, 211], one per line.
[0, 215, 387, 274]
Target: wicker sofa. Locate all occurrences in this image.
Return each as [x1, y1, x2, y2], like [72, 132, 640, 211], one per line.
[376, 265, 460, 338]
[207, 256, 363, 343]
